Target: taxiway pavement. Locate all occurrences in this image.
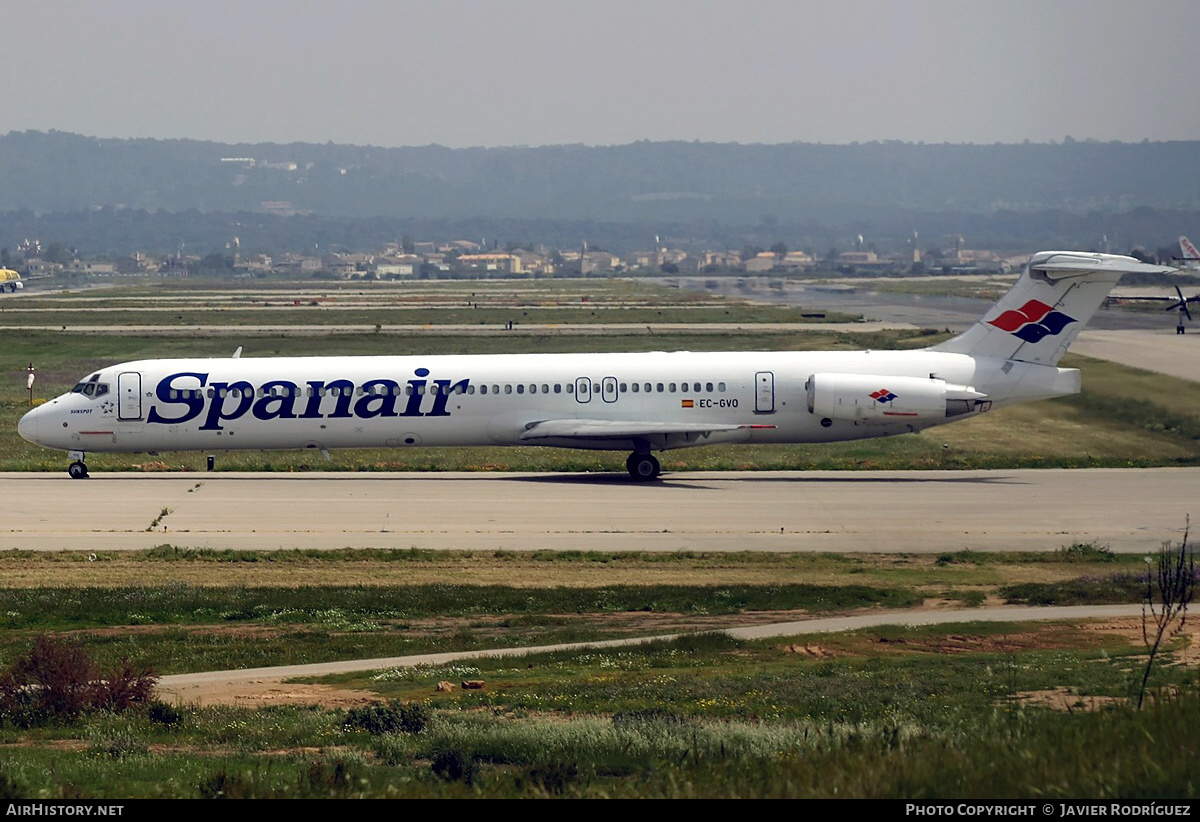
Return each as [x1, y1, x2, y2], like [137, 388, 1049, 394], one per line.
[1, 468, 1193, 554]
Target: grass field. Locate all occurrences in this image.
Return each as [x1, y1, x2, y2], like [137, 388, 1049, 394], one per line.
[0, 545, 1193, 798]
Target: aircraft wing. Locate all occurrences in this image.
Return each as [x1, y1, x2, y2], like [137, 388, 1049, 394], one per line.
[519, 418, 773, 441]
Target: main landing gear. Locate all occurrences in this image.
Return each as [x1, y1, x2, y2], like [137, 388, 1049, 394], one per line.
[625, 452, 661, 482]
[67, 451, 89, 479]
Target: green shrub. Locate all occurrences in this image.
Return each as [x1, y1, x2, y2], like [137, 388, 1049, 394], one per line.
[343, 700, 429, 735]
[147, 700, 185, 727]
[431, 747, 479, 785]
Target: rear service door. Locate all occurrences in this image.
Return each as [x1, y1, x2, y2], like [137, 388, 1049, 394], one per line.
[755, 371, 775, 414]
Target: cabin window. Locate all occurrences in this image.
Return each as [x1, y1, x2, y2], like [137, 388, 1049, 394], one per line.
[505, 384, 513, 394]
[668, 383, 676, 393]
[706, 382, 714, 392]
[566, 383, 573, 394]
[619, 383, 627, 392]
[631, 383, 639, 393]
[592, 383, 600, 393]
[718, 382, 726, 392]
[517, 384, 525, 394]
[554, 384, 561, 394]
[656, 383, 664, 392]
[529, 384, 537, 394]
[542, 384, 549, 394]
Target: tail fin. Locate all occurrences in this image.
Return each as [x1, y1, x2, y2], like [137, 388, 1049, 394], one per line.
[930, 251, 1176, 365]
[1180, 236, 1200, 266]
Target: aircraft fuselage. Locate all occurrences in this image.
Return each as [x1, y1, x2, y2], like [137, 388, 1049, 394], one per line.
[20, 348, 1042, 457]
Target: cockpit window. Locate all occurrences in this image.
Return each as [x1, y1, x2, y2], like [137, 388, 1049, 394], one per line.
[70, 377, 110, 399]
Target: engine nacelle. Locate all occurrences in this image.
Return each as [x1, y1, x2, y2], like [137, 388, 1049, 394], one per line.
[806, 373, 988, 423]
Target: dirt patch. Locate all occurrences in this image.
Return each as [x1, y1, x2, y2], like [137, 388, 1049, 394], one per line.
[164, 679, 381, 709]
[781, 643, 835, 658]
[1008, 687, 1125, 711]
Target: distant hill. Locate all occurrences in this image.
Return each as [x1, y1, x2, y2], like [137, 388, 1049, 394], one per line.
[1, 131, 1198, 254]
[3, 131, 1198, 221]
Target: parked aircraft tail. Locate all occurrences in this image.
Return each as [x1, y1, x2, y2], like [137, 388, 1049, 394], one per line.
[1180, 236, 1200, 266]
[930, 252, 1175, 366]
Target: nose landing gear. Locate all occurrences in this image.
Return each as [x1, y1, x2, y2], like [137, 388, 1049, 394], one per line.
[67, 451, 89, 479]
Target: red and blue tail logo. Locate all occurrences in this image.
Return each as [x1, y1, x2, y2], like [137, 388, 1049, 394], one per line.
[869, 389, 897, 403]
[987, 300, 1076, 343]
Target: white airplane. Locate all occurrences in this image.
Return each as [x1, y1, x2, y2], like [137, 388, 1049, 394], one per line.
[18, 251, 1175, 481]
[1178, 236, 1200, 269]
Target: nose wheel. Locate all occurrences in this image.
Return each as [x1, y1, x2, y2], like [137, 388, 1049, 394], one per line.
[626, 452, 661, 481]
[68, 460, 89, 479]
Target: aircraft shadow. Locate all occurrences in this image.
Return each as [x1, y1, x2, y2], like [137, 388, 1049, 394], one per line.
[512, 472, 1020, 487]
[38, 470, 1021, 487]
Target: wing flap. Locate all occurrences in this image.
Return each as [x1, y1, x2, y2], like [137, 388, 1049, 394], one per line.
[519, 418, 773, 441]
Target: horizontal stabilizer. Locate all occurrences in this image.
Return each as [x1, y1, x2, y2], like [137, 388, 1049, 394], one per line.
[1029, 254, 1175, 278]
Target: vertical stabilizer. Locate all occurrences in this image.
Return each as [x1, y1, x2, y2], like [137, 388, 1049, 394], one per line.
[930, 252, 1176, 365]
[1180, 236, 1200, 268]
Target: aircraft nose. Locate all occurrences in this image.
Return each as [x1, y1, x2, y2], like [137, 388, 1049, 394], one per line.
[17, 405, 39, 445]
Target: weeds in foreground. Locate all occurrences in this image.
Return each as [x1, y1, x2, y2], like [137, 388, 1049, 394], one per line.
[1139, 519, 1196, 709]
[0, 635, 156, 726]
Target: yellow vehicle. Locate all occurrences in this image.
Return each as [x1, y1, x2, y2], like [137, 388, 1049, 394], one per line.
[0, 269, 22, 292]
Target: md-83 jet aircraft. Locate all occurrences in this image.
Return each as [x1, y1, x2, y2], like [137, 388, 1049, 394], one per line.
[18, 251, 1175, 481]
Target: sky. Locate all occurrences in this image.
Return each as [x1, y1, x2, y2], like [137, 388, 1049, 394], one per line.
[4, 0, 1199, 149]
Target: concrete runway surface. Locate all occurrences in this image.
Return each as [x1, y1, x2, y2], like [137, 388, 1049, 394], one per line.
[2, 468, 1193, 554]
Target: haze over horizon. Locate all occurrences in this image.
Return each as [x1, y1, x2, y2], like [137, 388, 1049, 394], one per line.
[5, 0, 1198, 150]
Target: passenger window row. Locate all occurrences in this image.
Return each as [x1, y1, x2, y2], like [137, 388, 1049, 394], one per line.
[164, 381, 730, 400]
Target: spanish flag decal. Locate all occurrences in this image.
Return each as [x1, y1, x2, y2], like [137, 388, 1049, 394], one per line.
[681, 399, 694, 408]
